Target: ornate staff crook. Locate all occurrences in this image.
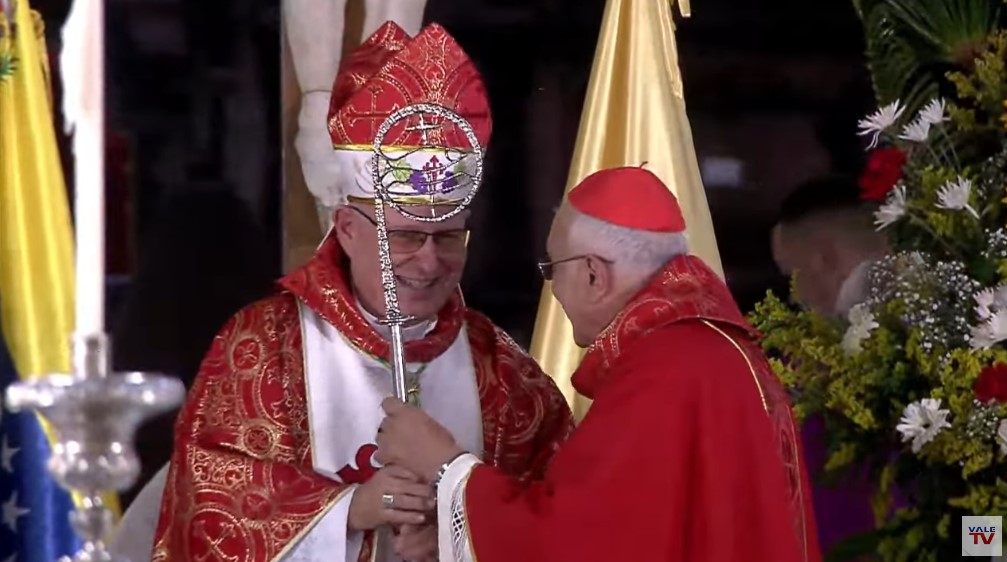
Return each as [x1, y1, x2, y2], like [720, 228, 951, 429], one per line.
[369, 103, 484, 405]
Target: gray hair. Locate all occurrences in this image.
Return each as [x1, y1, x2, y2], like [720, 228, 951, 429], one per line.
[565, 206, 689, 274]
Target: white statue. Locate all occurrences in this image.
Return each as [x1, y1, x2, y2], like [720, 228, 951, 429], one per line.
[282, 0, 428, 231]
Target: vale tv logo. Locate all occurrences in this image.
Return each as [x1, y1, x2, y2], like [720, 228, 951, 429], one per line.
[963, 515, 1003, 557]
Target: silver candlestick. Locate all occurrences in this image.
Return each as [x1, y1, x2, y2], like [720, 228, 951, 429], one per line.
[369, 103, 484, 404]
[4, 332, 185, 562]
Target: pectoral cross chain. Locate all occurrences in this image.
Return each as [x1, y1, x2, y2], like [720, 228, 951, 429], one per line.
[406, 375, 421, 406]
[404, 364, 426, 407]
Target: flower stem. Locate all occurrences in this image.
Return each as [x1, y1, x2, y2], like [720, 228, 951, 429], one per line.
[925, 143, 946, 168]
[938, 126, 961, 171]
[907, 209, 963, 258]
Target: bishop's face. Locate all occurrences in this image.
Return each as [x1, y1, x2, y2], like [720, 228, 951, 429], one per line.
[335, 203, 470, 322]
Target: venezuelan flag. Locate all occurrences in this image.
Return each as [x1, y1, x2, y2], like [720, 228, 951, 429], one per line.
[0, 1, 114, 557]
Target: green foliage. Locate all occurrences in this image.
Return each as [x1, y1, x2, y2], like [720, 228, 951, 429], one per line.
[0, 10, 12, 85]
[0, 53, 15, 84]
[753, 270, 1007, 560]
[852, 0, 1002, 118]
[949, 31, 1007, 111]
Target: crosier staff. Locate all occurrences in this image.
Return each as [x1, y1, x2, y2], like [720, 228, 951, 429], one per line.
[369, 103, 484, 405]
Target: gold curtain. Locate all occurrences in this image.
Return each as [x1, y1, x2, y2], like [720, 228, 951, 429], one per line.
[0, 1, 120, 517]
[529, 0, 722, 420]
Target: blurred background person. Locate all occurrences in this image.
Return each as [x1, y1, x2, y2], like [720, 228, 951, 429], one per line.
[771, 175, 888, 317]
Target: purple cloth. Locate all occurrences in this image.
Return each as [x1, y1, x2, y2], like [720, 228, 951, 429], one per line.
[801, 415, 877, 556]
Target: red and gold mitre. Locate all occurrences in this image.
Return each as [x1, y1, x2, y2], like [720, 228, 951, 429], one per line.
[327, 21, 410, 116]
[327, 21, 492, 206]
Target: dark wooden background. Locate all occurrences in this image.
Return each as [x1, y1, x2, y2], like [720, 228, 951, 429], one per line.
[30, 0, 875, 503]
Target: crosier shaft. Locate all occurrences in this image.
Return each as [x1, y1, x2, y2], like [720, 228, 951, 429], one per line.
[389, 323, 408, 401]
[373, 195, 411, 402]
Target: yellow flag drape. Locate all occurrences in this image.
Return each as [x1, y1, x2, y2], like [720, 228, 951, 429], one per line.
[529, 0, 722, 420]
[0, 0, 119, 518]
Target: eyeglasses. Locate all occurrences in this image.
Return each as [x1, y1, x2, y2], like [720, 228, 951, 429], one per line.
[537, 255, 611, 281]
[347, 205, 469, 255]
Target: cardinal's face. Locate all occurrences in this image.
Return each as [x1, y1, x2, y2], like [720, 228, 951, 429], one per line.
[545, 208, 599, 347]
[335, 203, 470, 321]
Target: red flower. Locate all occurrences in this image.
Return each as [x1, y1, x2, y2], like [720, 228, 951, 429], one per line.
[975, 363, 1007, 403]
[859, 147, 907, 201]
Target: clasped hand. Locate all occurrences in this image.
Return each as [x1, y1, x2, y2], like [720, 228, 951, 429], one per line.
[375, 397, 466, 480]
[347, 463, 438, 560]
[347, 398, 466, 561]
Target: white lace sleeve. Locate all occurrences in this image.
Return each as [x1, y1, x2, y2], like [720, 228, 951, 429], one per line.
[435, 454, 483, 562]
[283, 485, 364, 562]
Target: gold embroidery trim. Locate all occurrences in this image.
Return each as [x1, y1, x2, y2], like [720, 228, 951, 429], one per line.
[699, 320, 810, 562]
[460, 468, 480, 562]
[700, 320, 767, 413]
[332, 143, 479, 153]
[346, 195, 467, 206]
[296, 301, 322, 471]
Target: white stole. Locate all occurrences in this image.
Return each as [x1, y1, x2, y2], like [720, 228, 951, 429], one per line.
[298, 300, 483, 483]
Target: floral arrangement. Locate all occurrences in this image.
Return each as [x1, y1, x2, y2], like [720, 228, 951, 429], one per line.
[749, 23, 1007, 562]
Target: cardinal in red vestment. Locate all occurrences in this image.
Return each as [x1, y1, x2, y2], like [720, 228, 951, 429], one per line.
[150, 22, 575, 562]
[375, 166, 823, 562]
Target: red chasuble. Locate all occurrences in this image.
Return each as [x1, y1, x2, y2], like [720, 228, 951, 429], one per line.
[460, 255, 821, 562]
[149, 234, 575, 562]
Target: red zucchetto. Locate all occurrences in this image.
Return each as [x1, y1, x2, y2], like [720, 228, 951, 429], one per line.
[567, 166, 687, 233]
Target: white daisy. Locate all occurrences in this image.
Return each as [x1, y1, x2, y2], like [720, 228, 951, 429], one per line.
[973, 285, 1007, 320]
[917, 98, 948, 126]
[857, 100, 905, 149]
[898, 119, 931, 143]
[970, 310, 1007, 349]
[841, 303, 879, 355]
[990, 423, 1007, 459]
[969, 285, 1007, 349]
[874, 184, 907, 230]
[976, 288, 997, 321]
[936, 176, 979, 219]
[997, 420, 1007, 456]
[896, 398, 951, 453]
[993, 286, 1007, 310]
